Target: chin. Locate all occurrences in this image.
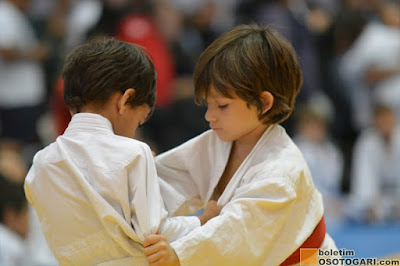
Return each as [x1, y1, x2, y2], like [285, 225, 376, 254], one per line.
[214, 132, 234, 143]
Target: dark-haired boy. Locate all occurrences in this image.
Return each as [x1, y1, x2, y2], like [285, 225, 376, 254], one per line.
[25, 38, 221, 265]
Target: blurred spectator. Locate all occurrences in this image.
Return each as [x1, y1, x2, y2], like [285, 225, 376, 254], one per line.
[39, 0, 101, 143]
[210, 0, 238, 34]
[0, 0, 49, 147]
[293, 93, 345, 227]
[302, 0, 348, 141]
[328, 4, 367, 139]
[349, 103, 400, 223]
[339, 0, 400, 131]
[117, 13, 176, 109]
[84, 0, 177, 107]
[26, 0, 71, 98]
[0, 174, 29, 266]
[27, 0, 64, 27]
[86, 0, 178, 152]
[162, 0, 219, 75]
[0, 141, 57, 266]
[146, 76, 209, 153]
[66, 0, 176, 108]
[141, 0, 216, 152]
[319, 0, 374, 194]
[63, 0, 102, 51]
[236, 0, 324, 136]
[237, 0, 323, 103]
[0, 141, 27, 183]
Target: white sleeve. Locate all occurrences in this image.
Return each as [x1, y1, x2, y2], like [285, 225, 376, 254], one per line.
[155, 130, 227, 216]
[155, 139, 205, 216]
[128, 146, 162, 241]
[129, 144, 199, 242]
[159, 216, 200, 243]
[170, 177, 322, 266]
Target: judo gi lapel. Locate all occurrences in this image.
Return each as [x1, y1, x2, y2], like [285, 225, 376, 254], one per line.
[203, 132, 231, 202]
[217, 125, 276, 205]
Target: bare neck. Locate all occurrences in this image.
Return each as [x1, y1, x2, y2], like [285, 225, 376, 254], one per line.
[233, 124, 270, 153]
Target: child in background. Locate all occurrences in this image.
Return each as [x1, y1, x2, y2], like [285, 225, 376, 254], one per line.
[144, 24, 339, 265]
[0, 174, 29, 266]
[349, 103, 400, 223]
[24, 38, 221, 265]
[293, 94, 345, 228]
[0, 141, 57, 266]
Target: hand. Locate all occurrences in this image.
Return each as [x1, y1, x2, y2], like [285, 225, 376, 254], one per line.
[198, 200, 223, 225]
[144, 234, 180, 266]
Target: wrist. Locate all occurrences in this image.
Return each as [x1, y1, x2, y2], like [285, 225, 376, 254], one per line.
[198, 214, 207, 225]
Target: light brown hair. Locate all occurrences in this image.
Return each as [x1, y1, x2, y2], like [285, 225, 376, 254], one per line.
[194, 24, 303, 124]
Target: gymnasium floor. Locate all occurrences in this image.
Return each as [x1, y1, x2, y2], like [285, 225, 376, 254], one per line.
[328, 222, 400, 260]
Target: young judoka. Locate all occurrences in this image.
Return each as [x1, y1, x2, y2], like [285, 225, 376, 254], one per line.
[144, 24, 339, 265]
[24, 37, 221, 266]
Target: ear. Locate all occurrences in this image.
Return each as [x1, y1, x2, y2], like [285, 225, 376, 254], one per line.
[260, 91, 274, 114]
[117, 88, 135, 114]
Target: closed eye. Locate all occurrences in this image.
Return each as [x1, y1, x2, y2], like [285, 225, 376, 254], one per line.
[218, 104, 228, 109]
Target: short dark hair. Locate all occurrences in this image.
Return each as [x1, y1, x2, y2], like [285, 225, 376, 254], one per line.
[0, 174, 26, 223]
[194, 24, 303, 124]
[62, 37, 157, 113]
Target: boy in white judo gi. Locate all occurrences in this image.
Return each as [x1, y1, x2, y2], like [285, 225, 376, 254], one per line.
[24, 38, 221, 266]
[144, 24, 339, 265]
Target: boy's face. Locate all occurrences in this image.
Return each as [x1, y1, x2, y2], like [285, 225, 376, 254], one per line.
[114, 104, 151, 138]
[204, 85, 267, 143]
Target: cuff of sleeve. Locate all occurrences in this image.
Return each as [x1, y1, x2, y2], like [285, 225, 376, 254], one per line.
[170, 238, 187, 266]
[160, 216, 200, 243]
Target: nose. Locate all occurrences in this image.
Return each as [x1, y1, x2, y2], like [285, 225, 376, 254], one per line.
[205, 107, 217, 122]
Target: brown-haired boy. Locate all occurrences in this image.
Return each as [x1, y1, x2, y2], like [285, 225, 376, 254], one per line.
[144, 24, 339, 265]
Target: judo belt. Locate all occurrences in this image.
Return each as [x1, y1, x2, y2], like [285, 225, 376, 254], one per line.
[280, 216, 326, 266]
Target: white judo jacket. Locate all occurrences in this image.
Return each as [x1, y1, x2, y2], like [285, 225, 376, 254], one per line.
[24, 113, 199, 266]
[156, 124, 338, 266]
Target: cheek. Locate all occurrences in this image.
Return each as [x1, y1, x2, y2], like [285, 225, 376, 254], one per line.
[237, 111, 263, 131]
[238, 108, 259, 125]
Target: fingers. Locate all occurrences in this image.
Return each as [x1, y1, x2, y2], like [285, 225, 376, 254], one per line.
[143, 235, 168, 256]
[143, 243, 157, 257]
[143, 239, 167, 257]
[143, 235, 171, 265]
[146, 244, 180, 266]
[146, 250, 163, 264]
[144, 234, 163, 247]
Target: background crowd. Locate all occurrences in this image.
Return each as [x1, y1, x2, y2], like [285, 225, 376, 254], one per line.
[0, 0, 399, 264]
